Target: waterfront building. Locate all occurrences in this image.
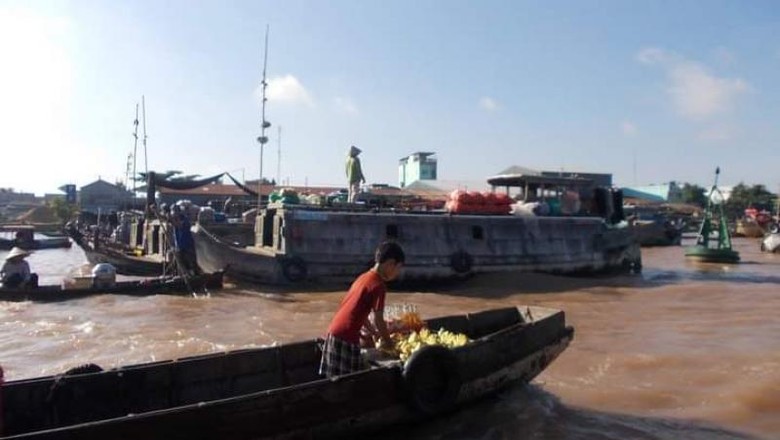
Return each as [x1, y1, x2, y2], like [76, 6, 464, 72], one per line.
[79, 179, 133, 214]
[398, 152, 437, 188]
[622, 182, 683, 203]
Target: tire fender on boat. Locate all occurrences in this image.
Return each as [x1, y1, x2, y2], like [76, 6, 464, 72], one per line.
[450, 251, 473, 274]
[402, 345, 461, 415]
[64, 363, 104, 376]
[279, 257, 308, 282]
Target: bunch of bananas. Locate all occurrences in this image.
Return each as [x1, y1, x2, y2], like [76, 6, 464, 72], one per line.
[392, 327, 470, 362]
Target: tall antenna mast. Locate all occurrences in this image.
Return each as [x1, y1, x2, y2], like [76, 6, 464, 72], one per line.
[256, 24, 271, 207]
[142, 95, 149, 178]
[132, 103, 139, 193]
[277, 125, 281, 185]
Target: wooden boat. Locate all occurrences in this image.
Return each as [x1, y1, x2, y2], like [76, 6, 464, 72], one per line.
[0, 225, 71, 251]
[66, 225, 166, 276]
[0, 305, 573, 439]
[0, 271, 223, 303]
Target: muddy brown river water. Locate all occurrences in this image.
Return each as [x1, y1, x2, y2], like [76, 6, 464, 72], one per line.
[1, 237, 778, 439]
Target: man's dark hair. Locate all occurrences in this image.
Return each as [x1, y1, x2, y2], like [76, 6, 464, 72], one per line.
[375, 241, 405, 264]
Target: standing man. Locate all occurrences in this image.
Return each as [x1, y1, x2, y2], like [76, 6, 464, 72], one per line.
[345, 145, 365, 203]
[319, 241, 405, 378]
[170, 206, 200, 276]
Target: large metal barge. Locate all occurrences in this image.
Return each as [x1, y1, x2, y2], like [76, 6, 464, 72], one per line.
[194, 204, 641, 285]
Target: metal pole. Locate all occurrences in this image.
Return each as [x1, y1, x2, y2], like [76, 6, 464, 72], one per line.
[132, 103, 139, 193]
[277, 125, 281, 185]
[142, 95, 149, 178]
[256, 25, 270, 207]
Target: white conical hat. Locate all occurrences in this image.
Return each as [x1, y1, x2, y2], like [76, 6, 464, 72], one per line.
[5, 246, 32, 260]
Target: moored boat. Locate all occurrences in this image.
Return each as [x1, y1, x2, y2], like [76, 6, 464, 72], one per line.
[0, 271, 224, 302]
[0, 305, 573, 439]
[0, 225, 71, 251]
[66, 222, 167, 276]
[194, 174, 642, 285]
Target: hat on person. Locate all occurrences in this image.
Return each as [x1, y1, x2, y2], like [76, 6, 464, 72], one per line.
[5, 247, 32, 260]
[349, 145, 362, 156]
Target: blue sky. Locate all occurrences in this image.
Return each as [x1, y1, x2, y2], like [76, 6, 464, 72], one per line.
[2, 0, 779, 196]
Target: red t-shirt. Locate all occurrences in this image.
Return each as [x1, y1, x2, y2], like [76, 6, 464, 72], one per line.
[327, 270, 386, 345]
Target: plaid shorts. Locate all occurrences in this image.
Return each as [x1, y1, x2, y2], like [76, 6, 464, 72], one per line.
[319, 334, 363, 378]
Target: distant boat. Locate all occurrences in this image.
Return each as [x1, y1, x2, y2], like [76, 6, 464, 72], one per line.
[0, 224, 71, 250]
[684, 168, 740, 263]
[761, 232, 780, 253]
[625, 206, 683, 247]
[0, 271, 223, 302]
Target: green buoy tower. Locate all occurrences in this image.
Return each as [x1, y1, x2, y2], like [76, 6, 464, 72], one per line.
[684, 167, 740, 263]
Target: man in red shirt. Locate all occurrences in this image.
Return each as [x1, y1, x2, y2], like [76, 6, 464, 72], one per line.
[319, 241, 405, 378]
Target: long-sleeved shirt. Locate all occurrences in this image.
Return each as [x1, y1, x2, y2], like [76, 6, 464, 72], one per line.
[346, 156, 365, 184]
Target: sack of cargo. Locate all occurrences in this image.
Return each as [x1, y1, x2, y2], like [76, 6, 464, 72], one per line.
[468, 191, 484, 205]
[494, 193, 512, 206]
[483, 192, 499, 205]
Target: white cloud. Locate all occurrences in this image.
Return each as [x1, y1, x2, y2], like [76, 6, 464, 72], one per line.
[264, 74, 314, 107]
[478, 97, 499, 112]
[621, 121, 637, 136]
[333, 96, 358, 115]
[636, 47, 750, 120]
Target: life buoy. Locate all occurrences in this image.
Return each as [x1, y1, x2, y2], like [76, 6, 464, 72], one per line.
[280, 257, 308, 282]
[402, 345, 461, 415]
[450, 251, 473, 274]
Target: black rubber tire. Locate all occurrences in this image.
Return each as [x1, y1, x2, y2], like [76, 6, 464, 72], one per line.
[770, 223, 780, 234]
[64, 363, 103, 376]
[402, 345, 461, 415]
[280, 257, 308, 282]
[450, 251, 473, 274]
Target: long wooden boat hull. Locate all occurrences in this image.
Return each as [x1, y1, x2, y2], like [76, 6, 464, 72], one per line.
[193, 208, 643, 285]
[79, 245, 165, 276]
[0, 272, 223, 302]
[0, 237, 71, 251]
[1, 306, 573, 439]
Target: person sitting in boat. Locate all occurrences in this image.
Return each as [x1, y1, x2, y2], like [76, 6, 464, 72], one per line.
[1, 247, 38, 288]
[319, 241, 405, 378]
[170, 206, 201, 276]
[345, 145, 365, 203]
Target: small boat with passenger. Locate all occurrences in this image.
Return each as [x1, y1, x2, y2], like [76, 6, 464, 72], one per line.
[0, 305, 572, 439]
[0, 270, 224, 303]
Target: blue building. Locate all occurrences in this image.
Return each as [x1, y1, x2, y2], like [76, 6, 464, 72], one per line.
[398, 152, 437, 188]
